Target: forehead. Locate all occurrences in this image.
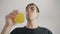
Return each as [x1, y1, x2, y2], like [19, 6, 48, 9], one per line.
[28, 5, 36, 8]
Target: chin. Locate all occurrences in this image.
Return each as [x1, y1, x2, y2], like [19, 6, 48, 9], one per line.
[27, 17, 35, 20]
[29, 18, 35, 20]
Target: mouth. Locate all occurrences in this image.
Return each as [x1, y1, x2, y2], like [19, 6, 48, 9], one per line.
[28, 15, 31, 17]
[27, 14, 32, 17]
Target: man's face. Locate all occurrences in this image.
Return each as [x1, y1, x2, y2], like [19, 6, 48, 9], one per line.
[26, 5, 39, 20]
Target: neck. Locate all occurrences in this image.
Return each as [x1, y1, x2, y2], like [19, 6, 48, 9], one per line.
[26, 20, 38, 29]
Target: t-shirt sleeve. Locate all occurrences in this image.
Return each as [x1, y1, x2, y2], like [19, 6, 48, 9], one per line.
[40, 27, 53, 34]
[10, 28, 17, 34]
[48, 29, 53, 34]
[10, 27, 24, 34]
[44, 28, 53, 34]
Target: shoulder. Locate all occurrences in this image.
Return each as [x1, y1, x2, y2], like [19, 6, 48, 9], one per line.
[10, 27, 24, 34]
[13, 27, 26, 32]
[38, 26, 53, 34]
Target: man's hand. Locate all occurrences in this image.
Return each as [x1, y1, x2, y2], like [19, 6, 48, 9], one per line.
[1, 10, 19, 34]
[6, 10, 19, 26]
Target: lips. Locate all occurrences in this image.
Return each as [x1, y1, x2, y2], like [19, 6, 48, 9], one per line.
[27, 14, 32, 17]
[28, 15, 31, 17]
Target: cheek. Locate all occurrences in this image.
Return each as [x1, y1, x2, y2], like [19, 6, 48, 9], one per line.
[32, 13, 37, 18]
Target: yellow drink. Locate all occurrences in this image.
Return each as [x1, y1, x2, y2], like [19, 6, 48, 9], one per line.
[15, 12, 24, 24]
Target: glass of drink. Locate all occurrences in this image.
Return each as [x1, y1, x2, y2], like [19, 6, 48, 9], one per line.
[15, 12, 24, 24]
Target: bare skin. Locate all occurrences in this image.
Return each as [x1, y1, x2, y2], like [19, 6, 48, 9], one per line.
[26, 5, 39, 29]
[1, 5, 39, 34]
[1, 10, 19, 34]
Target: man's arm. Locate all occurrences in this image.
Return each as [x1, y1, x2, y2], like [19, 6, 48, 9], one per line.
[1, 25, 12, 34]
[1, 10, 19, 34]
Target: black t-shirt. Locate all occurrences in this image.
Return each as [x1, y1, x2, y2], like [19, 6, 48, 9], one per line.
[10, 26, 52, 34]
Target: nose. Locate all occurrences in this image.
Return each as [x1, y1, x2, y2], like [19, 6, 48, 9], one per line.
[28, 11, 31, 14]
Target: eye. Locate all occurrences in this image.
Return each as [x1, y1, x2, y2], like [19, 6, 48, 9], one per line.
[31, 7, 34, 10]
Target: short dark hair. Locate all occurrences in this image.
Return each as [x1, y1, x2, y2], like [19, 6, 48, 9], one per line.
[26, 3, 40, 13]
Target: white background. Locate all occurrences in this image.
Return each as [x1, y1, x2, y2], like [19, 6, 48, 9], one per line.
[0, 0, 60, 34]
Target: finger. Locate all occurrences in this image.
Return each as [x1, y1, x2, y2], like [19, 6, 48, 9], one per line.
[10, 10, 19, 15]
[9, 15, 16, 18]
[9, 13, 18, 17]
[12, 10, 19, 14]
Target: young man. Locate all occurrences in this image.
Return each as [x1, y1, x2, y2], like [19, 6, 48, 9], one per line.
[1, 3, 52, 34]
